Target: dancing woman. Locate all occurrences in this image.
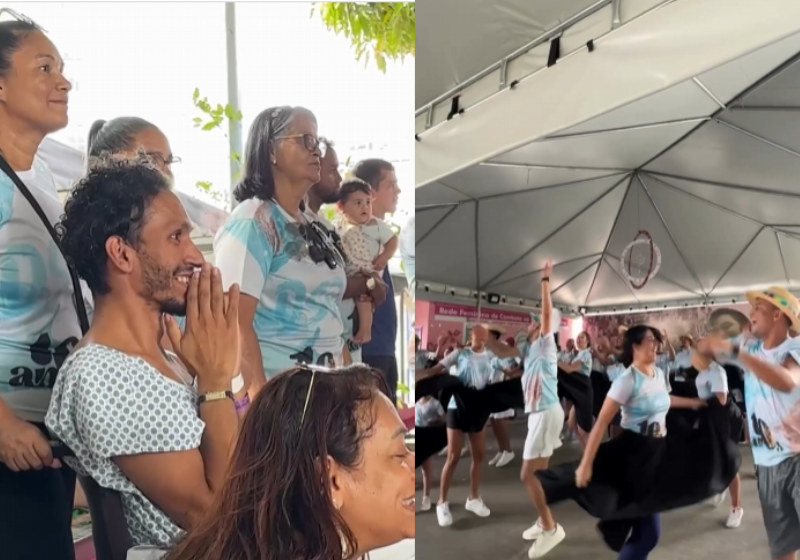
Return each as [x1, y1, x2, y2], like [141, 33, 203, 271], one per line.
[482, 261, 568, 559]
[416, 328, 498, 527]
[691, 355, 744, 528]
[487, 328, 517, 468]
[558, 331, 594, 448]
[536, 325, 740, 559]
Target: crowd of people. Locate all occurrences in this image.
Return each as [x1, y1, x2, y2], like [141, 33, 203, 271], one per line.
[0, 17, 416, 560]
[415, 258, 800, 559]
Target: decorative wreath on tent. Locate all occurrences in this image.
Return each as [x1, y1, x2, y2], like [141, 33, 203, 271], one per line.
[620, 230, 661, 289]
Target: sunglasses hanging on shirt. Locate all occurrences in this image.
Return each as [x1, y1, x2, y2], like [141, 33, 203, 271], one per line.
[286, 219, 346, 270]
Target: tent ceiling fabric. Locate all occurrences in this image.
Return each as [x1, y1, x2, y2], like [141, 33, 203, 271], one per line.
[416, 16, 800, 312]
[416, 0, 605, 109]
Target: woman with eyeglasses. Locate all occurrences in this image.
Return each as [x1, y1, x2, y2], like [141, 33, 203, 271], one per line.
[535, 325, 741, 559]
[164, 364, 415, 560]
[87, 117, 180, 177]
[214, 106, 348, 392]
[0, 15, 83, 560]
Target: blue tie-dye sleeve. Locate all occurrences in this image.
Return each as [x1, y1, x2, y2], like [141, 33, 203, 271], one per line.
[214, 218, 273, 299]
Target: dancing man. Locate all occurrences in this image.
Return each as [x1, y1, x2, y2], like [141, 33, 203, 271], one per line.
[699, 286, 800, 560]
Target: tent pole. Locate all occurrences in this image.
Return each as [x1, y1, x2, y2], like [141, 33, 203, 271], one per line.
[225, 2, 243, 210]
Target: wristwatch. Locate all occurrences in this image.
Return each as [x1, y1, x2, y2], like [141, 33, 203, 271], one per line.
[198, 390, 234, 405]
[366, 276, 377, 291]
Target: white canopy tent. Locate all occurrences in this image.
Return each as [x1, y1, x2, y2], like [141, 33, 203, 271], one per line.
[415, 0, 800, 314]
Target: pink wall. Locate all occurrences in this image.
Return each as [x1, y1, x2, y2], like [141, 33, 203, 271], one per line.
[415, 299, 573, 351]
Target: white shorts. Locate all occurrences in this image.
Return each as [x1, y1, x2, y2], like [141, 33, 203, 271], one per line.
[523, 406, 565, 460]
[491, 409, 515, 420]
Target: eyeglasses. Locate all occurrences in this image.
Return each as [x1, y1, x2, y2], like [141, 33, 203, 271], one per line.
[0, 8, 46, 32]
[276, 134, 326, 155]
[146, 152, 182, 168]
[294, 363, 390, 428]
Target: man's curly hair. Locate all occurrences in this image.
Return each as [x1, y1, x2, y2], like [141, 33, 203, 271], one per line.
[56, 153, 172, 296]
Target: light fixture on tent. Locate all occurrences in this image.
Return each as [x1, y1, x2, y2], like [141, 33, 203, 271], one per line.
[621, 230, 661, 289]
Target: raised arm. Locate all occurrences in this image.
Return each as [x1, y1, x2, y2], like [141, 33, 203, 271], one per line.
[701, 335, 800, 393]
[540, 259, 553, 335]
[484, 337, 522, 359]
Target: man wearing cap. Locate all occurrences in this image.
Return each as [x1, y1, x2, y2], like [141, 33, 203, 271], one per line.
[700, 286, 800, 560]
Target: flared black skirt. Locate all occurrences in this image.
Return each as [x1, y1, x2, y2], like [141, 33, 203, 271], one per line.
[415, 374, 524, 457]
[535, 398, 741, 551]
[557, 369, 594, 433]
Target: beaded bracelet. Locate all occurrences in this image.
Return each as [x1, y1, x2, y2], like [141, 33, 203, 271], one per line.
[234, 393, 251, 413]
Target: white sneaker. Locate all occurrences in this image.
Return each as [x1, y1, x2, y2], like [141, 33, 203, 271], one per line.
[420, 496, 432, 511]
[438, 447, 447, 456]
[437, 502, 453, 527]
[522, 520, 544, 541]
[465, 497, 491, 517]
[461, 444, 469, 457]
[726, 507, 744, 528]
[528, 524, 565, 558]
[488, 452, 502, 466]
[710, 489, 728, 508]
[496, 451, 515, 468]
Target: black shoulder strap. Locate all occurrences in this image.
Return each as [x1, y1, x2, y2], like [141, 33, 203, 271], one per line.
[0, 154, 89, 335]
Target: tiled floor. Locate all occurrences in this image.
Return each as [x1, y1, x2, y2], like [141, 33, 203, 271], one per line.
[416, 419, 770, 560]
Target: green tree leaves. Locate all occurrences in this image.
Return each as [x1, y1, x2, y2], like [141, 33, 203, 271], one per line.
[315, 2, 415, 72]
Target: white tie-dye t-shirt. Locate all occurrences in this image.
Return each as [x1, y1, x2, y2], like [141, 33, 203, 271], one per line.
[214, 200, 347, 378]
[519, 333, 559, 414]
[672, 349, 692, 372]
[415, 397, 444, 427]
[438, 348, 498, 410]
[695, 362, 728, 400]
[607, 366, 671, 437]
[736, 336, 800, 467]
[571, 348, 593, 376]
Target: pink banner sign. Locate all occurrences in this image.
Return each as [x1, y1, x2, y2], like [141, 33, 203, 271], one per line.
[432, 303, 531, 324]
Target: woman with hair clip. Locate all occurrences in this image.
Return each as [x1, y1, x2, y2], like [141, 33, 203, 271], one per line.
[214, 107, 351, 392]
[163, 364, 415, 560]
[87, 116, 178, 177]
[535, 325, 741, 559]
[85, 116, 249, 406]
[0, 13, 88, 560]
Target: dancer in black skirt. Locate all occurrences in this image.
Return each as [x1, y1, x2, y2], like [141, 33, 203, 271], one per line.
[536, 325, 741, 559]
[558, 331, 595, 448]
[690, 352, 744, 528]
[416, 328, 500, 527]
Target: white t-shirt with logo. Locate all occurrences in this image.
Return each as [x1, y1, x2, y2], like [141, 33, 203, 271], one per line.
[439, 348, 498, 410]
[519, 333, 559, 414]
[695, 362, 728, 400]
[734, 336, 800, 467]
[607, 366, 671, 437]
[214, 199, 347, 378]
[0, 158, 93, 422]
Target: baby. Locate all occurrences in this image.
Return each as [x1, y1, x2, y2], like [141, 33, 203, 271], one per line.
[335, 178, 398, 344]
